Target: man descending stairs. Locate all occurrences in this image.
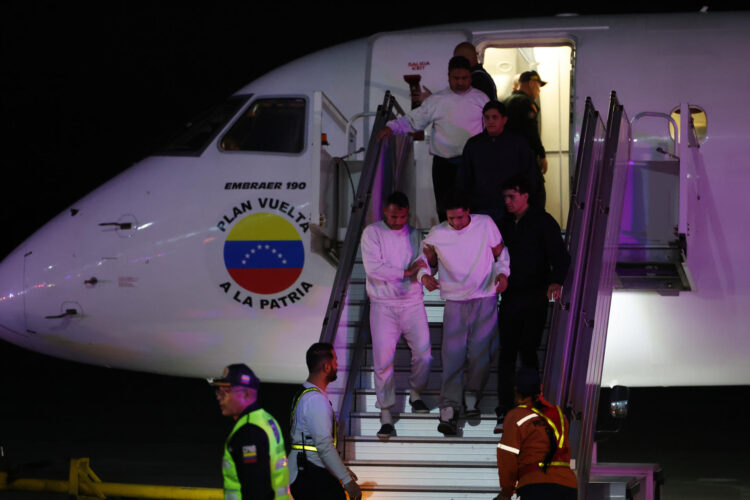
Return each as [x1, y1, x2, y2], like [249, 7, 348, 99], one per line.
[342, 273, 505, 498]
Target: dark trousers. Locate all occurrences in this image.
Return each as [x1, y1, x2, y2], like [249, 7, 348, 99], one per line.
[517, 483, 577, 500]
[431, 155, 461, 222]
[290, 462, 346, 500]
[497, 292, 549, 411]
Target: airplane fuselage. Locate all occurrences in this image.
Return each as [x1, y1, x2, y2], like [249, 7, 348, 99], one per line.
[0, 11, 748, 386]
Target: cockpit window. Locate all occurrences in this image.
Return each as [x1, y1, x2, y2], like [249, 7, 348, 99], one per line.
[156, 95, 250, 156]
[220, 97, 306, 154]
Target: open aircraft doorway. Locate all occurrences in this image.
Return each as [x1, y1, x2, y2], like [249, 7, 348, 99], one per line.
[482, 44, 573, 228]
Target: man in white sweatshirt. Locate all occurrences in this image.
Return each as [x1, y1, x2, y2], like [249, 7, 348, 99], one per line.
[418, 191, 510, 435]
[361, 191, 432, 438]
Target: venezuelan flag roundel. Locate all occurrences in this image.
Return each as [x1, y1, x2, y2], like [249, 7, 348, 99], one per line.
[223, 212, 304, 294]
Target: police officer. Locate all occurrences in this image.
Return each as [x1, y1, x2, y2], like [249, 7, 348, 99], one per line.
[495, 368, 577, 500]
[210, 363, 290, 500]
[504, 70, 548, 207]
[288, 343, 362, 500]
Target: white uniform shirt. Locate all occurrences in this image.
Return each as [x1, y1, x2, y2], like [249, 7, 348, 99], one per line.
[361, 221, 425, 305]
[288, 381, 350, 484]
[417, 214, 510, 301]
[386, 87, 488, 159]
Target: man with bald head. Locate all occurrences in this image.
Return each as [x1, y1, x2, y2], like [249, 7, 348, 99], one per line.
[454, 41, 497, 100]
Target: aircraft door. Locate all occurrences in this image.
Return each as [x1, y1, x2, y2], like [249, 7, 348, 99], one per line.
[483, 44, 574, 228]
[310, 91, 356, 247]
[368, 30, 471, 227]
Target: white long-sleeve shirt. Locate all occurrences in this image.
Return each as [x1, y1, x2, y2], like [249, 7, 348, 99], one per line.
[288, 381, 351, 484]
[361, 221, 425, 305]
[386, 86, 488, 159]
[417, 214, 510, 301]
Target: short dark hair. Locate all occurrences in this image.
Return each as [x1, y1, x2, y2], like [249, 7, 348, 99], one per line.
[483, 100, 507, 116]
[306, 342, 334, 373]
[448, 55, 471, 72]
[502, 174, 531, 195]
[444, 191, 470, 211]
[385, 191, 409, 209]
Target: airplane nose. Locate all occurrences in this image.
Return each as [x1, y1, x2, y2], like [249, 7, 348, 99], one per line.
[0, 248, 28, 338]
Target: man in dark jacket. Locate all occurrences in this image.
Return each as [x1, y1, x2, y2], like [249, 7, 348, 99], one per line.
[457, 100, 539, 229]
[494, 175, 570, 432]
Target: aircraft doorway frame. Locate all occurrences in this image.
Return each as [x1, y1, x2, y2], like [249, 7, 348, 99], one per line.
[476, 38, 576, 229]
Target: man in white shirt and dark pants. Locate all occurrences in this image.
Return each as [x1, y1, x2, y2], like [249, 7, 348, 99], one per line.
[418, 191, 510, 435]
[361, 191, 432, 438]
[377, 56, 489, 222]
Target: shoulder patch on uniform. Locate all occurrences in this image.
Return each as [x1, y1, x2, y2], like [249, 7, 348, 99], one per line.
[268, 419, 281, 444]
[242, 445, 258, 463]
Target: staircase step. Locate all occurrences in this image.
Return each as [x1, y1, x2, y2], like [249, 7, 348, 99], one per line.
[347, 460, 499, 489]
[354, 389, 498, 414]
[349, 412, 498, 438]
[338, 323, 444, 344]
[339, 303, 446, 324]
[345, 435, 498, 462]
[357, 486, 499, 499]
[358, 366, 499, 391]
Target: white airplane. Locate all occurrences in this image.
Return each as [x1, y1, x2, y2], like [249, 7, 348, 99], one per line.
[0, 11, 748, 388]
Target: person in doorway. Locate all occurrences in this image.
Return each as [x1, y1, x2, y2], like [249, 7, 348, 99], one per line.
[453, 41, 498, 100]
[377, 56, 488, 222]
[288, 343, 361, 500]
[361, 191, 432, 438]
[495, 367, 577, 500]
[494, 175, 569, 432]
[417, 191, 510, 435]
[504, 70, 548, 207]
[210, 363, 290, 500]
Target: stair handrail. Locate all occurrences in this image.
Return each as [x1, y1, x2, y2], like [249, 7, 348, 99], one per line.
[319, 90, 405, 345]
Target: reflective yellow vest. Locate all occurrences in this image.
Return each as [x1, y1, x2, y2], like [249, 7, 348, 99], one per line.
[289, 386, 337, 452]
[222, 408, 290, 500]
[518, 403, 571, 470]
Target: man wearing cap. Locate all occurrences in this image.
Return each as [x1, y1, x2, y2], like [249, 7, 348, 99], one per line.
[504, 70, 548, 207]
[288, 343, 362, 500]
[495, 367, 577, 500]
[211, 364, 290, 500]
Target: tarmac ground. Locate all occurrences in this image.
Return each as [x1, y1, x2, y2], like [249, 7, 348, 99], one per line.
[1, 341, 748, 500]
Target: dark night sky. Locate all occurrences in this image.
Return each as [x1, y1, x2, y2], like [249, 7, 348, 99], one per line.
[0, 2, 738, 258]
[1, 3, 748, 494]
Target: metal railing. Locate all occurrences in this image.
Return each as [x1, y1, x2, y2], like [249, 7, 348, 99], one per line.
[316, 91, 410, 454]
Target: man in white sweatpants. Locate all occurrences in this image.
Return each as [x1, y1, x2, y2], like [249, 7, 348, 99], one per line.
[361, 191, 432, 438]
[418, 191, 510, 436]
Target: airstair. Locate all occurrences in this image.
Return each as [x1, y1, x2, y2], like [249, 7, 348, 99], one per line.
[317, 91, 672, 499]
